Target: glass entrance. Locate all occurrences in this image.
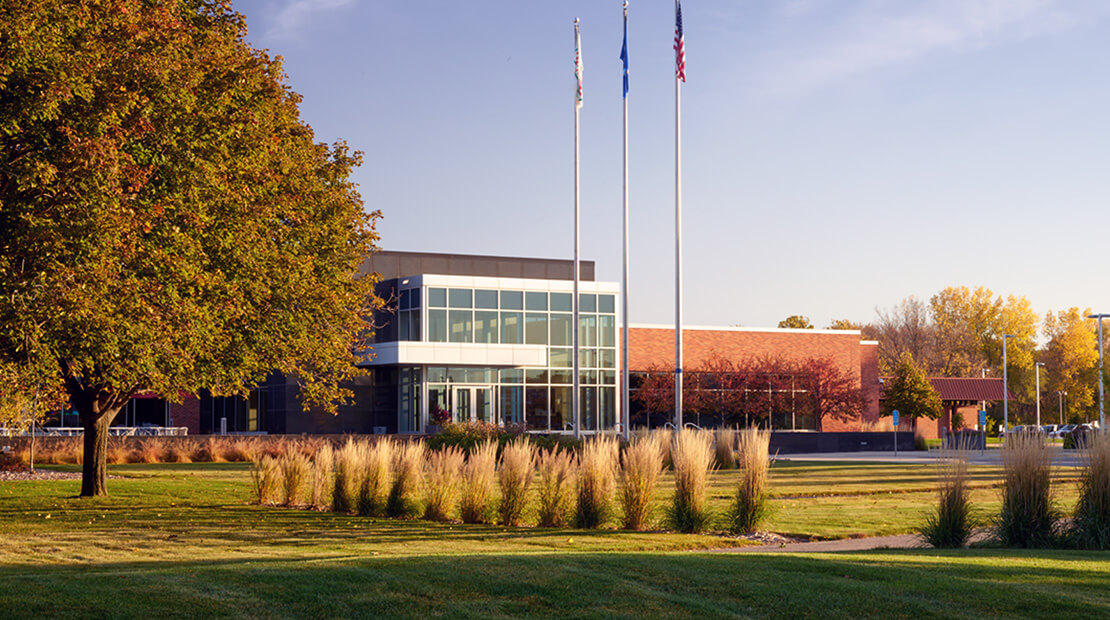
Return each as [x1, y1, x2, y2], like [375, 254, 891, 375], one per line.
[452, 385, 496, 424]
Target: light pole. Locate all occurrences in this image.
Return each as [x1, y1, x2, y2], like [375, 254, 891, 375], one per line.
[1088, 314, 1107, 429]
[1002, 334, 1015, 432]
[1035, 362, 1045, 428]
[980, 368, 988, 431]
[1057, 390, 1066, 426]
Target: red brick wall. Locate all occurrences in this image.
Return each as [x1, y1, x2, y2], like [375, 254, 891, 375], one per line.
[628, 326, 878, 431]
[170, 395, 201, 435]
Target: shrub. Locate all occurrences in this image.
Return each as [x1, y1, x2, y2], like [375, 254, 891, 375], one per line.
[459, 440, 498, 524]
[359, 439, 394, 517]
[332, 438, 366, 513]
[166, 439, 194, 463]
[224, 438, 258, 462]
[714, 428, 737, 470]
[576, 434, 619, 529]
[498, 438, 536, 526]
[920, 437, 974, 548]
[536, 448, 576, 527]
[387, 440, 427, 519]
[137, 438, 166, 464]
[279, 449, 312, 506]
[107, 438, 131, 465]
[311, 443, 334, 511]
[619, 434, 664, 530]
[425, 446, 465, 522]
[996, 432, 1059, 547]
[726, 427, 771, 535]
[1069, 431, 1110, 549]
[250, 455, 283, 505]
[668, 429, 714, 533]
[427, 421, 508, 453]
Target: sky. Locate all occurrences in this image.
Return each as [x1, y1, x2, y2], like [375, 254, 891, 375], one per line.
[230, 0, 1110, 331]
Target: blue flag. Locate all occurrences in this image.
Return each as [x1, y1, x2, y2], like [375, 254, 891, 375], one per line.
[620, 9, 629, 97]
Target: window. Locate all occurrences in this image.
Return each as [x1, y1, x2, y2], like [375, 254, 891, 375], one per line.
[598, 294, 615, 313]
[449, 310, 472, 343]
[550, 292, 572, 312]
[579, 293, 597, 313]
[549, 348, 572, 368]
[526, 388, 548, 431]
[526, 291, 548, 311]
[579, 315, 597, 347]
[448, 288, 473, 308]
[428, 309, 447, 342]
[525, 313, 547, 344]
[599, 315, 615, 347]
[500, 311, 523, 344]
[475, 289, 498, 309]
[474, 311, 498, 343]
[500, 290, 523, 310]
[549, 313, 572, 346]
[428, 287, 446, 307]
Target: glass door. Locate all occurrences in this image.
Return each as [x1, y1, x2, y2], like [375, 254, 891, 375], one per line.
[452, 385, 497, 424]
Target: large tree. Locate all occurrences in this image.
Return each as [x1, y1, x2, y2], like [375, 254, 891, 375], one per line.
[881, 352, 942, 423]
[1042, 308, 1098, 421]
[0, 0, 381, 495]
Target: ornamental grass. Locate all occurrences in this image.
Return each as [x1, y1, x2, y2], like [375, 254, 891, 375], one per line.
[996, 432, 1059, 547]
[498, 438, 536, 526]
[385, 440, 425, 519]
[332, 438, 366, 514]
[279, 448, 312, 507]
[1069, 431, 1110, 549]
[250, 454, 283, 505]
[668, 429, 714, 533]
[726, 427, 771, 535]
[536, 447, 576, 527]
[425, 446, 466, 522]
[459, 440, 498, 524]
[714, 428, 737, 470]
[575, 434, 619, 529]
[619, 434, 664, 530]
[359, 439, 394, 517]
[311, 442, 334, 511]
[919, 436, 974, 548]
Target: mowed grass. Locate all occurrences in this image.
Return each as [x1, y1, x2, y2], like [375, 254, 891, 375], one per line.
[0, 461, 1106, 618]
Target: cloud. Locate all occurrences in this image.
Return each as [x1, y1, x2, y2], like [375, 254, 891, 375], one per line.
[756, 0, 1110, 97]
[265, 0, 355, 41]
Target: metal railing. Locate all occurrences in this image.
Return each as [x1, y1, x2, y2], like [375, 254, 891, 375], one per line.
[0, 426, 189, 438]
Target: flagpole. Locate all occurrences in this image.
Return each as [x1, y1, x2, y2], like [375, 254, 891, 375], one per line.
[673, 0, 684, 430]
[573, 18, 582, 439]
[621, 1, 631, 441]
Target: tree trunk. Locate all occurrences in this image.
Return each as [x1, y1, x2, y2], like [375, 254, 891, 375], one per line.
[76, 395, 123, 497]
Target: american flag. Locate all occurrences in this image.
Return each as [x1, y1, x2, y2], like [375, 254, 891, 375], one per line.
[674, 1, 685, 82]
[575, 21, 583, 108]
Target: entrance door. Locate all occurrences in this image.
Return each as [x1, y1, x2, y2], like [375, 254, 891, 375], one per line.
[453, 386, 496, 424]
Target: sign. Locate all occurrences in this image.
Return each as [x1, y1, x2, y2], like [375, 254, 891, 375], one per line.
[892, 409, 900, 427]
[979, 410, 987, 429]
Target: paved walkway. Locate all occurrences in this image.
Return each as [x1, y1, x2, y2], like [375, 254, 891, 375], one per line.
[712, 533, 924, 553]
[777, 448, 1086, 467]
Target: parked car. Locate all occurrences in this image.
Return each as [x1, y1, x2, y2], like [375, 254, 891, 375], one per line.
[1041, 424, 1058, 436]
[1003, 425, 1041, 437]
[1063, 424, 1099, 449]
[1051, 424, 1076, 439]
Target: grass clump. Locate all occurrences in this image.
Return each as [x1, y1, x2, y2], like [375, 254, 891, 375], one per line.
[996, 432, 1058, 547]
[498, 438, 536, 526]
[726, 427, 771, 535]
[387, 441, 426, 519]
[311, 442, 334, 511]
[279, 448, 312, 506]
[250, 455, 283, 505]
[459, 440, 498, 524]
[920, 438, 973, 548]
[714, 428, 736, 470]
[536, 448, 576, 527]
[332, 438, 365, 513]
[1069, 431, 1110, 549]
[619, 434, 664, 530]
[668, 429, 714, 533]
[576, 435, 619, 529]
[425, 446, 465, 522]
[359, 439, 393, 517]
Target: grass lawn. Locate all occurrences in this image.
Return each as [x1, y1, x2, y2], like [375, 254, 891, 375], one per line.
[0, 461, 1106, 618]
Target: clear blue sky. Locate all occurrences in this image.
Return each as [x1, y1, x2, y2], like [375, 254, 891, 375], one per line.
[231, 0, 1110, 330]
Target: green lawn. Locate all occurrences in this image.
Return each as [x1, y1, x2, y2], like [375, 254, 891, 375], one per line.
[0, 462, 1105, 618]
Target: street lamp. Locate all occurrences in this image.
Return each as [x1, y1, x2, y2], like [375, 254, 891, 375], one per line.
[1057, 390, 1066, 426]
[1035, 362, 1045, 428]
[1087, 314, 1107, 429]
[1002, 334, 1015, 431]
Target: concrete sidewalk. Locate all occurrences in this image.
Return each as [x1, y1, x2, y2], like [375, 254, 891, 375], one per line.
[776, 448, 1086, 467]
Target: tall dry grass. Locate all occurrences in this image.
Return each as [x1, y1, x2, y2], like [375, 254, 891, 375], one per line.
[1070, 431, 1110, 549]
[668, 429, 715, 533]
[166, 439, 194, 463]
[498, 438, 536, 526]
[386, 440, 426, 519]
[250, 455, 283, 505]
[575, 434, 619, 529]
[332, 438, 366, 513]
[459, 440, 498, 524]
[619, 434, 664, 530]
[279, 449, 312, 506]
[919, 437, 973, 548]
[359, 439, 394, 517]
[311, 443, 334, 511]
[136, 438, 167, 464]
[714, 428, 737, 470]
[425, 446, 466, 522]
[726, 427, 771, 534]
[655, 428, 674, 469]
[536, 448, 576, 527]
[997, 432, 1058, 547]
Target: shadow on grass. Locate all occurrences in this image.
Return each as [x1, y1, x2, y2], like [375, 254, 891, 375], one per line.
[0, 549, 1107, 619]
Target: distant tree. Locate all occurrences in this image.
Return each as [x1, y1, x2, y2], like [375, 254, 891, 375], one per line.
[827, 319, 862, 331]
[797, 357, 865, 430]
[873, 297, 936, 374]
[0, 1, 381, 496]
[882, 352, 942, 422]
[1042, 308, 1099, 420]
[778, 315, 814, 330]
[930, 286, 998, 377]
